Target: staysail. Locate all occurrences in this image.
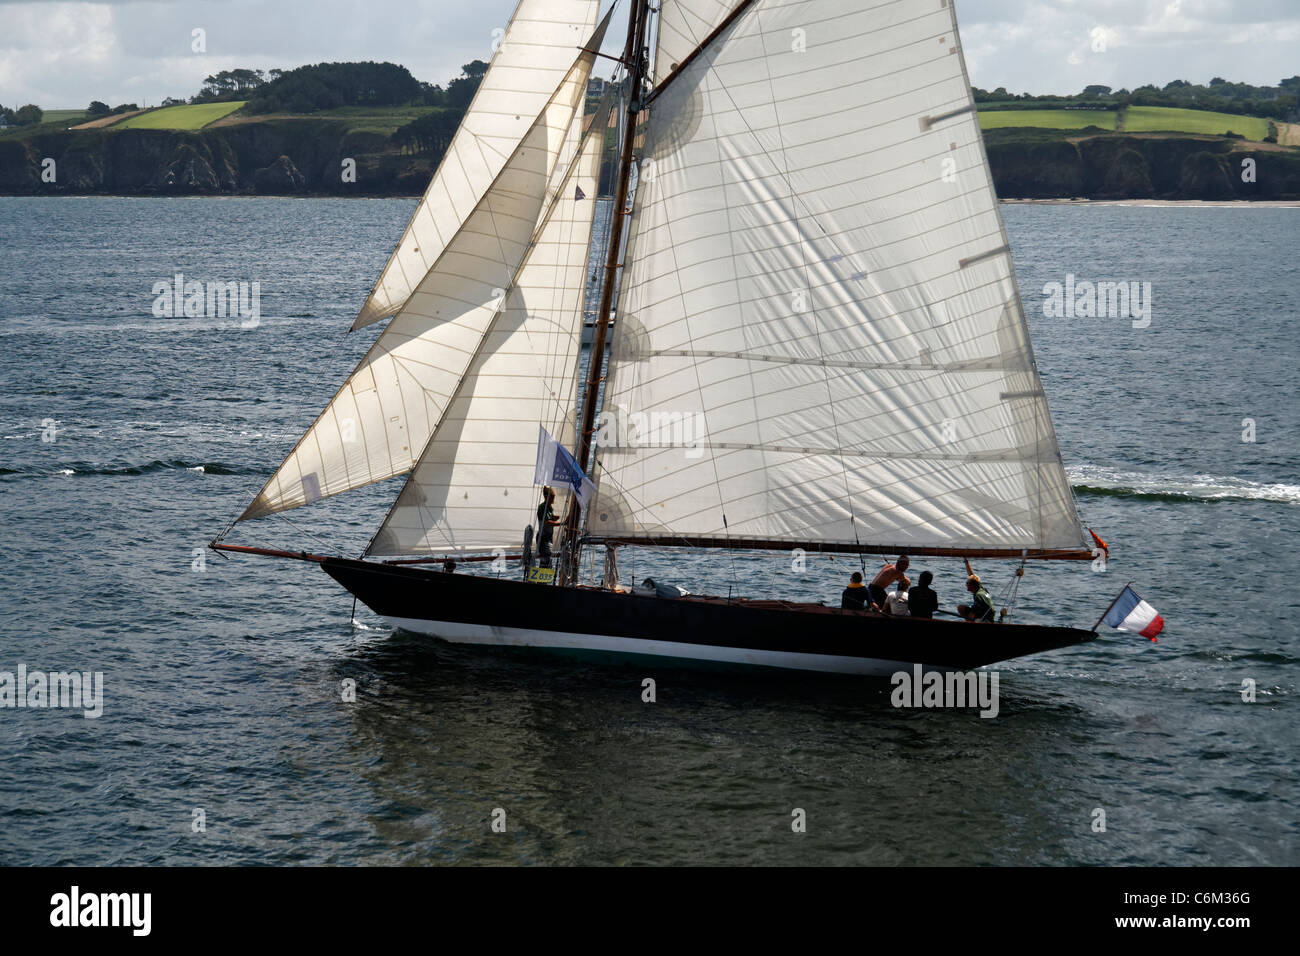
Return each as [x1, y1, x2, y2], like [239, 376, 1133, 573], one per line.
[238, 26, 606, 521]
[366, 97, 614, 556]
[351, 0, 601, 331]
[588, 0, 1088, 558]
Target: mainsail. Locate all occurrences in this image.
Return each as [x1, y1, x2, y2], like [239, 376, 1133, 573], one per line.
[367, 98, 614, 556]
[351, 0, 601, 330]
[239, 23, 607, 521]
[588, 0, 1088, 557]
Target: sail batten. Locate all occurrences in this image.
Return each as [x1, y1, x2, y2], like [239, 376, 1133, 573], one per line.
[590, 0, 1086, 556]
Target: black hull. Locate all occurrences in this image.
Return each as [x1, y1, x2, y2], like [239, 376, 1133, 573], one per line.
[321, 558, 1097, 675]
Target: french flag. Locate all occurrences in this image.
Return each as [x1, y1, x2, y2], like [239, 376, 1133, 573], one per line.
[1101, 584, 1165, 641]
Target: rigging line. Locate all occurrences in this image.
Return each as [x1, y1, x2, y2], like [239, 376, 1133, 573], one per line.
[755, 4, 865, 572]
[647, 176, 740, 590]
[626, 25, 749, 589]
[655, 21, 1034, 561]
[524, 94, 619, 428]
[365, 162, 609, 558]
[273, 507, 349, 557]
[587, 449, 707, 555]
[479, 58, 592, 320]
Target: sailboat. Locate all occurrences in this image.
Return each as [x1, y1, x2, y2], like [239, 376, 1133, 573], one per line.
[213, 0, 1102, 676]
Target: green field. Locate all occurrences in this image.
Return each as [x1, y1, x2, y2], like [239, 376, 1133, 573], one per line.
[41, 109, 87, 125]
[977, 104, 1271, 140]
[313, 106, 445, 136]
[979, 109, 1117, 131]
[1122, 106, 1268, 140]
[117, 102, 246, 130]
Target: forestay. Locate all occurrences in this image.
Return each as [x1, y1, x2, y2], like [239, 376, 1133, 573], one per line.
[352, 0, 601, 330]
[239, 32, 604, 521]
[589, 0, 1087, 556]
[368, 99, 614, 556]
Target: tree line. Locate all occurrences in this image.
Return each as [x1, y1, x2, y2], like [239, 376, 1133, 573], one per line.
[0, 104, 43, 127]
[177, 60, 489, 114]
[87, 102, 141, 118]
[974, 76, 1300, 122]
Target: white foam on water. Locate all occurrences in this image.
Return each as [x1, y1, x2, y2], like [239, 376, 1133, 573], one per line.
[1070, 466, 1300, 503]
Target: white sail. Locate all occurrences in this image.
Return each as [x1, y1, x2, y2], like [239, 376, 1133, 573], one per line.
[239, 36, 604, 522]
[367, 99, 612, 556]
[352, 0, 601, 330]
[589, 0, 1087, 556]
[652, 0, 736, 83]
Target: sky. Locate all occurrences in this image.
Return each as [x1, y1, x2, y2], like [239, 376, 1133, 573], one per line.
[0, 0, 1297, 109]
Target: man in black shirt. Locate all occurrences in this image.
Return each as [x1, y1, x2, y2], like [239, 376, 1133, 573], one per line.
[536, 486, 560, 567]
[908, 570, 939, 619]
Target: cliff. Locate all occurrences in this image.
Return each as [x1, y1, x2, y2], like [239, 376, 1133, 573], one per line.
[2, 121, 1298, 200]
[0, 120, 439, 196]
[983, 127, 1300, 200]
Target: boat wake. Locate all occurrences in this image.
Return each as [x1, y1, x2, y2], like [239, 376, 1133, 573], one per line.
[1070, 467, 1300, 504]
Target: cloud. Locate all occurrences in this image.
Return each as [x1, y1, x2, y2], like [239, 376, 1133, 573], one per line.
[0, 0, 1296, 108]
[957, 0, 1299, 94]
[0, 0, 524, 106]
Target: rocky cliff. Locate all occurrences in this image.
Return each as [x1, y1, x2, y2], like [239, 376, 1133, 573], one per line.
[983, 128, 1300, 200]
[0, 121, 437, 196]
[2, 122, 1298, 200]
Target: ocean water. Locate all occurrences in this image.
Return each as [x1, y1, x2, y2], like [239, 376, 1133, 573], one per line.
[0, 197, 1296, 866]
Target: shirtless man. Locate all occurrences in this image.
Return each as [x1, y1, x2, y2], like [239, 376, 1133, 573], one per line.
[868, 555, 909, 609]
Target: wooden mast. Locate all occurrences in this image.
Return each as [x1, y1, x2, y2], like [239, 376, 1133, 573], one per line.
[561, 0, 652, 583]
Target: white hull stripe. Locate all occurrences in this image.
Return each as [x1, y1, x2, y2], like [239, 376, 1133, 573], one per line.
[384, 617, 957, 676]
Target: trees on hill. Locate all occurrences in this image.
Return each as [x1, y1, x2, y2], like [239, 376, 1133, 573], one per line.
[13, 104, 43, 125]
[971, 77, 1298, 122]
[392, 109, 463, 155]
[245, 62, 424, 113]
[447, 61, 489, 108]
[0, 104, 43, 126]
[193, 69, 269, 103]
[85, 101, 138, 118]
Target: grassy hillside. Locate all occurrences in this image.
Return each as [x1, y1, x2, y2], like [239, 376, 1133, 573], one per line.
[1122, 106, 1269, 140]
[979, 105, 1272, 140]
[40, 109, 87, 126]
[118, 102, 246, 130]
[4, 99, 1296, 199]
[979, 109, 1117, 131]
[71, 109, 150, 130]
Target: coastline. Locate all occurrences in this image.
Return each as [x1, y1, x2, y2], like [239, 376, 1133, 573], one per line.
[1000, 198, 1300, 207]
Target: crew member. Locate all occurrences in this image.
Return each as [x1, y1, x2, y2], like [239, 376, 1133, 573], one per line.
[842, 571, 870, 611]
[883, 577, 911, 616]
[908, 570, 939, 619]
[957, 574, 995, 622]
[868, 555, 909, 608]
[536, 486, 560, 567]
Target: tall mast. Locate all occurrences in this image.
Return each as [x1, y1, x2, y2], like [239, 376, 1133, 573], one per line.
[562, 0, 652, 581]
